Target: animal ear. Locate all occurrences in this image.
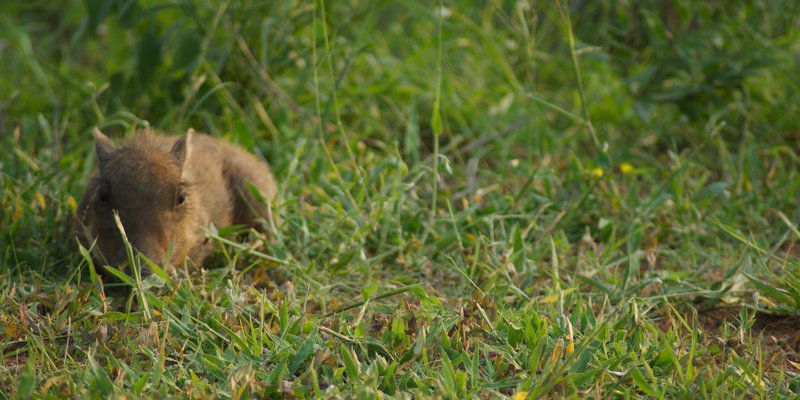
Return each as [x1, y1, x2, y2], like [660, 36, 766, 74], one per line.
[171, 128, 195, 169]
[93, 128, 115, 165]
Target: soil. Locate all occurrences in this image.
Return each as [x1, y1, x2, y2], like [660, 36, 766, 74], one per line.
[698, 306, 800, 371]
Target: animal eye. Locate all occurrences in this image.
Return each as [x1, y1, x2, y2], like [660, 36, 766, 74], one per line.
[97, 182, 111, 204]
[176, 192, 187, 207]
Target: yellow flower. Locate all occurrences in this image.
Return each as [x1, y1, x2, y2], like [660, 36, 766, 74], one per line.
[512, 392, 529, 400]
[619, 163, 634, 175]
[66, 196, 78, 212]
[591, 167, 604, 178]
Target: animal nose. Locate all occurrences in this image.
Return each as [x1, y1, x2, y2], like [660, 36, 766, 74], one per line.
[109, 247, 128, 266]
[130, 238, 166, 264]
[107, 248, 156, 278]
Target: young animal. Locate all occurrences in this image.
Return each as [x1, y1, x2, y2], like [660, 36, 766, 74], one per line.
[76, 128, 277, 269]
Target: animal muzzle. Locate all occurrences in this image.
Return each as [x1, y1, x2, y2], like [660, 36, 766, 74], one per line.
[106, 240, 166, 276]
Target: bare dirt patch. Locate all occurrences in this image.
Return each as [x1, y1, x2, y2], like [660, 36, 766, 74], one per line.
[699, 306, 800, 371]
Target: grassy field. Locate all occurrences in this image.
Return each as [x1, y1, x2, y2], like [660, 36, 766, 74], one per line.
[2, 0, 800, 398]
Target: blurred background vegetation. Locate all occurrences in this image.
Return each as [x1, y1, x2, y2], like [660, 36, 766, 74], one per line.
[1, 0, 800, 397]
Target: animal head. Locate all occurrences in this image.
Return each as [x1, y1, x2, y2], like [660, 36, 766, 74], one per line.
[81, 128, 198, 267]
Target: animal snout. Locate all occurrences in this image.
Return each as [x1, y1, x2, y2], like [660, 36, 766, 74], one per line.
[132, 242, 167, 266]
[108, 247, 128, 266]
[107, 239, 166, 269]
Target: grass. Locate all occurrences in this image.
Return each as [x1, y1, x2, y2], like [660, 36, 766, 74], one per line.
[1, 0, 800, 398]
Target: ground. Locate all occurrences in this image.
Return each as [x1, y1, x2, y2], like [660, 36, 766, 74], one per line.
[1, 1, 800, 398]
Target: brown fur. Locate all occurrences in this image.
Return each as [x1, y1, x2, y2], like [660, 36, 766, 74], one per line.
[76, 128, 277, 268]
